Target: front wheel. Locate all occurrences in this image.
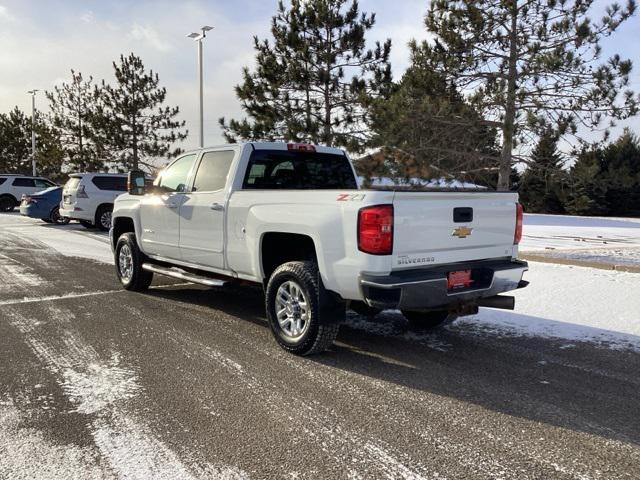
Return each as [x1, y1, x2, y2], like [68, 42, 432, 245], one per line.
[115, 232, 153, 291]
[401, 310, 457, 330]
[266, 261, 342, 355]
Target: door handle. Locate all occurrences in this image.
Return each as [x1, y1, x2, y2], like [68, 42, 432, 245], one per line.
[210, 202, 224, 211]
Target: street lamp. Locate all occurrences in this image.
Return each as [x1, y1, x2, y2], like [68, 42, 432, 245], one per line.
[187, 25, 213, 148]
[27, 89, 38, 176]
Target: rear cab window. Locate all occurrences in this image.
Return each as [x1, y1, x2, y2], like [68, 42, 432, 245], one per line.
[243, 150, 357, 189]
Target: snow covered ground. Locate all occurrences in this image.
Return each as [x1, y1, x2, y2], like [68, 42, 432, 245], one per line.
[2, 211, 639, 352]
[521, 213, 640, 255]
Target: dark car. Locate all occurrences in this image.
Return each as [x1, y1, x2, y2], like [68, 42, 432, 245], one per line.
[19, 186, 70, 224]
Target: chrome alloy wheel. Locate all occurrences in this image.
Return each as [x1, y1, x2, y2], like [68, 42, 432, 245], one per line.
[275, 280, 310, 339]
[118, 244, 133, 282]
[101, 211, 112, 230]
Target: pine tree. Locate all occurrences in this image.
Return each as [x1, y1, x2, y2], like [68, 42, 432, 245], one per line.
[566, 147, 608, 216]
[0, 107, 64, 179]
[424, 0, 638, 190]
[519, 130, 567, 213]
[220, 0, 392, 152]
[46, 71, 104, 172]
[367, 40, 499, 186]
[96, 53, 187, 171]
[599, 129, 640, 215]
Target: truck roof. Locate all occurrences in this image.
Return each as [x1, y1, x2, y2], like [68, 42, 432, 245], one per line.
[181, 141, 345, 157]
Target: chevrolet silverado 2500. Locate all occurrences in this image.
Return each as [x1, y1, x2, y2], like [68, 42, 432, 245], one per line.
[110, 142, 528, 355]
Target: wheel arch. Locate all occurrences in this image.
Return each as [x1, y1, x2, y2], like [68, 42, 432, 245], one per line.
[111, 216, 135, 250]
[260, 232, 319, 284]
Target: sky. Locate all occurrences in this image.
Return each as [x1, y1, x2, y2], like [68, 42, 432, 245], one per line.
[0, 0, 639, 153]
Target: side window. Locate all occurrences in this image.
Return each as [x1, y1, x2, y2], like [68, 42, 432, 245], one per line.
[157, 154, 196, 192]
[0, 178, 7, 186]
[12, 178, 35, 187]
[192, 150, 235, 192]
[92, 176, 127, 191]
[35, 179, 53, 188]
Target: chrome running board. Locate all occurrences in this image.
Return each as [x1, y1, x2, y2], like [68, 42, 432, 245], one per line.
[142, 263, 226, 287]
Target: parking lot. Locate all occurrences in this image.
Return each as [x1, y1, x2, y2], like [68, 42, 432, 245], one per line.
[1, 212, 640, 479]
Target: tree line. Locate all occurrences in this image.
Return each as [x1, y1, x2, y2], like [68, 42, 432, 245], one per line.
[520, 128, 640, 217]
[0, 53, 187, 181]
[1, 0, 638, 217]
[221, 0, 638, 214]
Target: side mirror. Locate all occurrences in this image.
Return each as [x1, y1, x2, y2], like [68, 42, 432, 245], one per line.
[128, 170, 146, 195]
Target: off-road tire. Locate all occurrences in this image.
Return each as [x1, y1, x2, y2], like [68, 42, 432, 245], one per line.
[0, 195, 15, 212]
[266, 261, 342, 355]
[115, 232, 153, 291]
[402, 310, 457, 330]
[95, 205, 113, 231]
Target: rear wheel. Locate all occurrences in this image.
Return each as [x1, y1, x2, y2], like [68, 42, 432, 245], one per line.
[266, 261, 342, 355]
[95, 205, 113, 231]
[402, 310, 456, 330]
[115, 232, 153, 291]
[50, 206, 70, 225]
[79, 220, 94, 229]
[0, 196, 15, 212]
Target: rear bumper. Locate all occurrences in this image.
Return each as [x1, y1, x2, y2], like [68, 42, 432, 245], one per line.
[360, 258, 528, 310]
[60, 205, 93, 221]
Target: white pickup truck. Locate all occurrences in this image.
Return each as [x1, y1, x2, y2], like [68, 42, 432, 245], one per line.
[110, 142, 528, 355]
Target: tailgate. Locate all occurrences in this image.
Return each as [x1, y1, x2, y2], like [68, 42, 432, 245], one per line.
[392, 191, 518, 269]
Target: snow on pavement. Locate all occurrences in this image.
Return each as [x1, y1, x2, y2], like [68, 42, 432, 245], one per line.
[2, 212, 640, 352]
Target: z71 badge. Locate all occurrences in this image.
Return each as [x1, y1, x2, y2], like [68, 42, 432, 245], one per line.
[337, 193, 366, 201]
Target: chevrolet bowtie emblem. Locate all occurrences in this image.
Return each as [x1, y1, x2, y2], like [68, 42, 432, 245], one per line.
[452, 226, 473, 238]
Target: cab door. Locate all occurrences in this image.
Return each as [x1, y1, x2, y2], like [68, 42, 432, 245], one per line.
[179, 149, 236, 269]
[139, 153, 197, 260]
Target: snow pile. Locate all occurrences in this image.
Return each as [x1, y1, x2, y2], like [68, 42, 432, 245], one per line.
[358, 176, 485, 189]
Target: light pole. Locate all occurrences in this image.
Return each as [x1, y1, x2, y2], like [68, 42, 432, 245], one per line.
[27, 89, 38, 176]
[187, 25, 213, 148]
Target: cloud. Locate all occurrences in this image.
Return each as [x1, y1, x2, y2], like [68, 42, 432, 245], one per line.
[0, 4, 16, 22]
[129, 23, 174, 53]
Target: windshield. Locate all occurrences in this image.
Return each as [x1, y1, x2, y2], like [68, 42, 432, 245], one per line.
[243, 149, 357, 190]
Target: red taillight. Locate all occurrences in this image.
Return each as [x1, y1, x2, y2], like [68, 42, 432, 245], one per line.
[514, 203, 523, 244]
[358, 205, 393, 255]
[287, 143, 316, 152]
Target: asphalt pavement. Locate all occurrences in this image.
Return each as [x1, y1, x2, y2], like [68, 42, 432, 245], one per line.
[1, 218, 639, 479]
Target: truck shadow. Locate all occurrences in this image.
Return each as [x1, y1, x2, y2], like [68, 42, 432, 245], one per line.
[146, 284, 640, 447]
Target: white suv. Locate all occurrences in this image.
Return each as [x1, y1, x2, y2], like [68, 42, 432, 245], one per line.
[0, 174, 57, 212]
[60, 173, 128, 231]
